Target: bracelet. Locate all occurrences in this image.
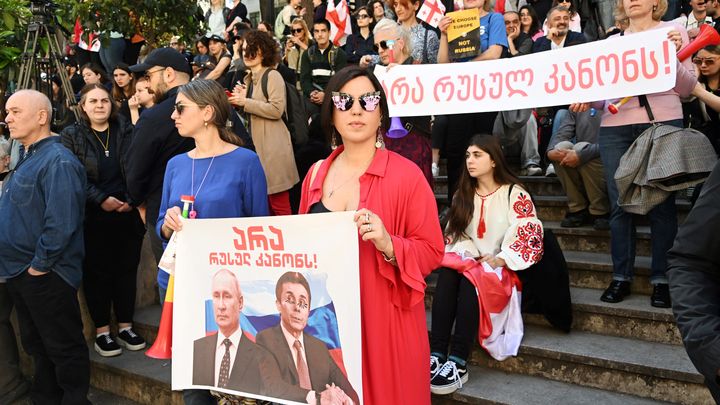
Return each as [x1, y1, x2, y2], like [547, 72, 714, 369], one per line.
[381, 251, 396, 263]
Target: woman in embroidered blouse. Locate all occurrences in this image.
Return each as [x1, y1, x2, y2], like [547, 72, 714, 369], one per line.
[299, 65, 444, 404]
[391, 0, 439, 64]
[429, 134, 543, 396]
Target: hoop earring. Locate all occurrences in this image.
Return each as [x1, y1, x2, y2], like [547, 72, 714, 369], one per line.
[375, 127, 385, 149]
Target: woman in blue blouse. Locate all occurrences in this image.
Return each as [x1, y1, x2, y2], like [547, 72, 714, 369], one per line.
[156, 79, 269, 302]
[434, 0, 508, 202]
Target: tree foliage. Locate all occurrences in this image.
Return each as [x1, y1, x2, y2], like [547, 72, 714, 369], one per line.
[60, 0, 206, 49]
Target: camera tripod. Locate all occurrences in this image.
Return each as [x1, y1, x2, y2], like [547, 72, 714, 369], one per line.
[16, 3, 79, 124]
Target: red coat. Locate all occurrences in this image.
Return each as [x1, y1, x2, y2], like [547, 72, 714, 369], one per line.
[300, 146, 444, 404]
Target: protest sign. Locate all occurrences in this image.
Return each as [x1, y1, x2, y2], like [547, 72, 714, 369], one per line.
[172, 212, 362, 405]
[374, 28, 677, 116]
[446, 8, 480, 60]
[417, 0, 446, 28]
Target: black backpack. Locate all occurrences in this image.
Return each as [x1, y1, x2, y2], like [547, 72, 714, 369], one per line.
[249, 68, 309, 147]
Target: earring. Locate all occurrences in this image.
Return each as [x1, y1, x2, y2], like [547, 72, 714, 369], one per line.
[652, 4, 658, 10]
[204, 121, 208, 127]
[331, 129, 338, 150]
[375, 127, 385, 149]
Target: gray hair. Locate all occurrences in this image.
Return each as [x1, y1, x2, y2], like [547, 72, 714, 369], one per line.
[373, 20, 413, 57]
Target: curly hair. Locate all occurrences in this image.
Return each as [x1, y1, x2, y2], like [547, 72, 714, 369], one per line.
[243, 30, 280, 67]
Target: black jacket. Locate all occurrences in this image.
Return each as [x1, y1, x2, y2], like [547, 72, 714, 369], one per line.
[531, 31, 586, 53]
[60, 117, 134, 206]
[667, 161, 720, 403]
[125, 86, 195, 221]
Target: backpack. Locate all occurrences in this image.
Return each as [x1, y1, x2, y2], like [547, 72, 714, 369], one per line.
[249, 68, 309, 146]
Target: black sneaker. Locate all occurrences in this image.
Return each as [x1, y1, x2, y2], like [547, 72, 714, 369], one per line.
[430, 355, 442, 379]
[95, 334, 122, 357]
[117, 328, 146, 351]
[430, 360, 468, 395]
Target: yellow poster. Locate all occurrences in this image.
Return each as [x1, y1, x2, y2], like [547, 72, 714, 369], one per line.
[447, 8, 480, 61]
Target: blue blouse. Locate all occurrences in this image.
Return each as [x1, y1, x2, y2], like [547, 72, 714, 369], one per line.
[456, 12, 508, 63]
[156, 147, 269, 289]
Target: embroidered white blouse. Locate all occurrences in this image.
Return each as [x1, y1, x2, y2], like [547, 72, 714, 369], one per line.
[445, 184, 544, 271]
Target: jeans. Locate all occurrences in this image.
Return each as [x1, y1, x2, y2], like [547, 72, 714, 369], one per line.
[7, 270, 90, 405]
[429, 268, 479, 363]
[598, 120, 682, 285]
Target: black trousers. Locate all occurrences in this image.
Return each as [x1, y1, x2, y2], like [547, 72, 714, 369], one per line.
[429, 267, 479, 363]
[7, 271, 90, 405]
[83, 208, 145, 328]
[0, 283, 30, 404]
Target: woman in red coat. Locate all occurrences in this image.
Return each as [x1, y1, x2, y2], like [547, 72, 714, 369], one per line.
[299, 65, 444, 404]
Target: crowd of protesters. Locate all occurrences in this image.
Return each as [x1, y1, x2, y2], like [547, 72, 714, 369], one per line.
[2, 0, 720, 403]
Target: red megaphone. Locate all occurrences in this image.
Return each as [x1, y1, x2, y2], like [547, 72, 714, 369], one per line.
[678, 23, 720, 61]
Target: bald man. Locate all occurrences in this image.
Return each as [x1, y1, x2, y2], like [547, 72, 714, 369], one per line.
[191, 269, 268, 394]
[0, 90, 90, 404]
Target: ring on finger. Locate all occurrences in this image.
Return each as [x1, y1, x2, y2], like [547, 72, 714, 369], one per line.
[366, 224, 372, 232]
[365, 212, 370, 222]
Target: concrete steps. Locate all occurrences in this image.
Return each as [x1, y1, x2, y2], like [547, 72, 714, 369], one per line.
[470, 324, 711, 404]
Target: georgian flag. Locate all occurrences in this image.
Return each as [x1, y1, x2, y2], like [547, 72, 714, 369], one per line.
[326, 0, 353, 46]
[417, 0, 446, 28]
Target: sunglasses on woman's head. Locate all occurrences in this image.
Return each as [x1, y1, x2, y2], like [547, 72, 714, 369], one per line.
[331, 91, 382, 112]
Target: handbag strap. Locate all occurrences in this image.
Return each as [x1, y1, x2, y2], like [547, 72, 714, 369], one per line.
[638, 94, 656, 123]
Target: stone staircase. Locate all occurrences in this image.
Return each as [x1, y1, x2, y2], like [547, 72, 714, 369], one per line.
[80, 172, 714, 404]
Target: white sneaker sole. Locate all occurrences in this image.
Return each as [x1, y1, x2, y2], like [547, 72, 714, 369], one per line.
[94, 342, 122, 357]
[430, 373, 469, 395]
[117, 336, 147, 351]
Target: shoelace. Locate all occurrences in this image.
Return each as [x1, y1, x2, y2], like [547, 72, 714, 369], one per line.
[436, 361, 463, 389]
[102, 335, 114, 345]
[123, 329, 138, 338]
[430, 356, 441, 377]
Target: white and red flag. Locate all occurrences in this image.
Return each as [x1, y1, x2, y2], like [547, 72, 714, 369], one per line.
[326, 0, 353, 46]
[417, 0, 446, 28]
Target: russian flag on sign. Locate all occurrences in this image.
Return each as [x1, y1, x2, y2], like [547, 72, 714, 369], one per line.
[204, 272, 348, 375]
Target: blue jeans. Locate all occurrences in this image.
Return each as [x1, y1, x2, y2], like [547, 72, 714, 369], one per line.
[598, 120, 682, 285]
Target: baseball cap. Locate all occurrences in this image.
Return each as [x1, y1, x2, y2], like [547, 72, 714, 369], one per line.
[130, 47, 192, 76]
[207, 34, 226, 43]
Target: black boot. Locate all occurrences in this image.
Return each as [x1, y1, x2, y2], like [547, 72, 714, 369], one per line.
[651, 284, 671, 308]
[600, 280, 631, 303]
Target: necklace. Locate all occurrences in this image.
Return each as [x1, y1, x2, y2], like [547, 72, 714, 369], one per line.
[190, 153, 216, 218]
[475, 185, 502, 239]
[91, 127, 110, 158]
[327, 153, 374, 198]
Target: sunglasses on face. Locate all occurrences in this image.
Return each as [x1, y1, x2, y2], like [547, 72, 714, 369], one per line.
[173, 103, 196, 114]
[331, 91, 382, 112]
[558, 0, 571, 3]
[372, 39, 397, 52]
[291, 28, 304, 33]
[357, 13, 370, 19]
[693, 56, 719, 66]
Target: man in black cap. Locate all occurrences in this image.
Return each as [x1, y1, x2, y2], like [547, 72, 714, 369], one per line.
[126, 48, 195, 273]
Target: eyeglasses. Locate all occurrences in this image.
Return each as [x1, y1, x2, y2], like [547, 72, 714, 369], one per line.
[693, 56, 719, 66]
[291, 28, 304, 34]
[173, 103, 197, 114]
[357, 13, 370, 19]
[372, 39, 398, 52]
[144, 67, 165, 79]
[331, 91, 382, 112]
[558, 0, 571, 3]
[284, 296, 309, 310]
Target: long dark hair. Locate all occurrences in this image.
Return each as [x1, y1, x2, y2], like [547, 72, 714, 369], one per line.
[111, 63, 136, 102]
[177, 79, 244, 146]
[519, 5, 541, 36]
[320, 65, 390, 145]
[445, 134, 523, 242]
[698, 45, 720, 84]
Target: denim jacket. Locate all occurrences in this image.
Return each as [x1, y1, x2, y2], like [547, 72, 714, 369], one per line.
[0, 136, 86, 288]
